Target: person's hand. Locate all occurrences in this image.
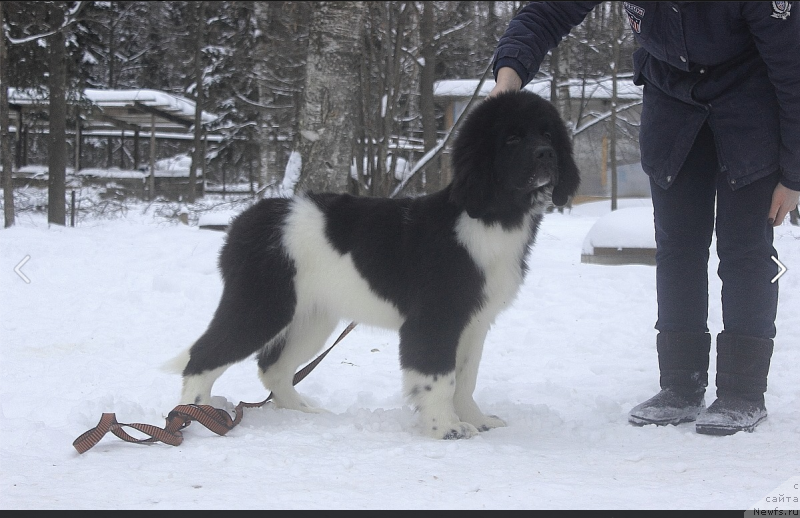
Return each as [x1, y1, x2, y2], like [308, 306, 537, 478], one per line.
[488, 67, 522, 98]
[768, 182, 800, 227]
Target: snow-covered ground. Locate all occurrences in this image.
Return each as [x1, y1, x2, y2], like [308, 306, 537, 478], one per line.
[1, 197, 798, 510]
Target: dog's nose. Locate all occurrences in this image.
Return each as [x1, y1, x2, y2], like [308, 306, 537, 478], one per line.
[534, 146, 555, 161]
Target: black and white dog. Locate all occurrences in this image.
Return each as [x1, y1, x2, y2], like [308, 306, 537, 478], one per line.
[172, 90, 580, 439]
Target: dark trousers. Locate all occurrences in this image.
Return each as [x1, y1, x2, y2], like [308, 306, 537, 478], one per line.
[650, 124, 779, 339]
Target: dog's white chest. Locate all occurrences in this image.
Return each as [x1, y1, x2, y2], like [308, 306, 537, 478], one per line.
[454, 213, 532, 314]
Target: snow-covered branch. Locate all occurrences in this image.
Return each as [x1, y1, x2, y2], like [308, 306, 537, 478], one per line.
[573, 100, 643, 136]
[4, 1, 86, 45]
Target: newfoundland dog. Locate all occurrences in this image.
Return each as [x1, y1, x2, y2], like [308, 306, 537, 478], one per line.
[173, 90, 580, 439]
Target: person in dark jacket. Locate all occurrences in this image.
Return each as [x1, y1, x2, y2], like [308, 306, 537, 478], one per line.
[490, 1, 799, 435]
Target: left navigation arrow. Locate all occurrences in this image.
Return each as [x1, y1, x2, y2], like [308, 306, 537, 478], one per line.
[14, 255, 31, 284]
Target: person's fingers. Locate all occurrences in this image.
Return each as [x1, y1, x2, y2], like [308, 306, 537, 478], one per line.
[769, 184, 800, 227]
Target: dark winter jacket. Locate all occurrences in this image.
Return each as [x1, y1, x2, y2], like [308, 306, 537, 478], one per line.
[492, 1, 800, 191]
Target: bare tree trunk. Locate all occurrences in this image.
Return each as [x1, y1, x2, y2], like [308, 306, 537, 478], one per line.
[291, 1, 366, 194]
[189, 0, 205, 203]
[550, 45, 571, 120]
[106, 15, 115, 170]
[364, 5, 382, 197]
[47, 5, 67, 226]
[419, 1, 440, 191]
[253, 1, 278, 194]
[486, 1, 498, 49]
[379, 3, 408, 196]
[610, 2, 622, 211]
[360, 2, 416, 197]
[253, 1, 310, 196]
[1, 4, 15, 227]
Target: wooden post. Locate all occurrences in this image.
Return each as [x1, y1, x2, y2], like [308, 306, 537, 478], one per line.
[222, 165, 227, 198]
[149, 114, 156, 200]
[133, 128, 140, 170]
[610, 1, 622, 212]
[14, 108, 22, 169]
[601, 135, 608, 189]
[70, 190, 76, 227]
[74, 108, 81, 173]
[119, 130, 125, 169]
[201, 130, 208, 197]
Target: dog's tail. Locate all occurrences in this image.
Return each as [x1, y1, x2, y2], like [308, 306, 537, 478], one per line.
[161, 348, 191, 375]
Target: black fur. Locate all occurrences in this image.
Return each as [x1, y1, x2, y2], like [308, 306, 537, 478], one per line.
[450, 90, 580, 219]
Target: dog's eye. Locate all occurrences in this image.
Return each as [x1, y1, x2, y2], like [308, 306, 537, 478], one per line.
[505, 135, 521, 145]
[542, 132, 552, 141]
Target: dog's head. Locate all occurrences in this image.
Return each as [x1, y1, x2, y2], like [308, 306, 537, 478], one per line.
[449, 90, 581, 225]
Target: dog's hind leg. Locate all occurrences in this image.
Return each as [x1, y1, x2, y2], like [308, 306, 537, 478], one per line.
[453, 322, 506, 431]
[176, 198, 299, 406]
[179, 362, 229, 407]
[257, 309, 338, 413]
[179, 284, 295, 406]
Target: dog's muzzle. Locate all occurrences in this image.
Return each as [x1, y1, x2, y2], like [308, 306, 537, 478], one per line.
[526, 145, 558, 191]
[526, 174, 554, 190]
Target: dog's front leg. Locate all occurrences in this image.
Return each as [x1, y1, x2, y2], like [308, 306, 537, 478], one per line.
[400, 316, 483, 439]
[453, 324, 506, 432]
[403, 369, 479, 439]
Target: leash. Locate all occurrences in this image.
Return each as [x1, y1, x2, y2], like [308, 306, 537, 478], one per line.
[73, 322, 357, 454]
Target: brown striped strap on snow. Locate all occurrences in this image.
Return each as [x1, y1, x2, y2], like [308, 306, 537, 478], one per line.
[72, 321, 357, 454]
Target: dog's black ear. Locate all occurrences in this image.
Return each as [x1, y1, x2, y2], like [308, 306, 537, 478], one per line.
[448, 106, 496, 218]
[449, 154, 493, 218]
[551, 121, 581, 208]
[551, 153, 580, 207]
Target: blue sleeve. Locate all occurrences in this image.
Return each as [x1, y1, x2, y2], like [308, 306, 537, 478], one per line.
[492, 1, 601, 86]
[741, 2, 800, 190]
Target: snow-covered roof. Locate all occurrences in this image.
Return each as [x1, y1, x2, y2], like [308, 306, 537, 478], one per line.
[7, 87, 218, 136]
[434, 76, 643, 100]
[86, 88, 216, 124]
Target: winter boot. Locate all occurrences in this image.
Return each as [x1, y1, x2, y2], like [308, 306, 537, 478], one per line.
[628, 331, 710, 426]
[695, 332, 773, 436]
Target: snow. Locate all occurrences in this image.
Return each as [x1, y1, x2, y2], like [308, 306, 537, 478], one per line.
[148, 154, 202, 178]
[281, 151, 303, 195]
[83, 89, 218, 125]
[433, 76, 643, 101]
[582, 205, 656, 254]
[197, 210, 238, 228]
[10, 154, 201, 181]
[8, 87, 218, 126]
[78, 168, 146, 180]
[1, 198, 799, 510]
[351, 155, 412, 183]
[299, 129, 321, 142]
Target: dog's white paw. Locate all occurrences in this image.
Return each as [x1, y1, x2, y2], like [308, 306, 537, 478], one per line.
[429, 421, 480, 440]
[469, 414, 507, 432]
[455, 397, 506, 432]
[294, 403, 329, 415]
[271, 391, 327, 414]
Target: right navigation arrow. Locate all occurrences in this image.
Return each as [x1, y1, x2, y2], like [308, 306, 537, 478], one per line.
[771, 256, 787, 284]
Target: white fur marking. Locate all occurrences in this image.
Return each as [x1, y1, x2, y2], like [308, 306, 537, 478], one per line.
[403, 369, 479, 439]
[445, 211, 536, 432]
[181, 365, 229, 405]
[455, 211, 533, 318]
[282, 196, 405, 330]
[258, 314, 335, 413]
[162, 348, 190, 374]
